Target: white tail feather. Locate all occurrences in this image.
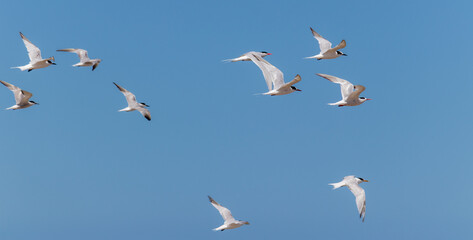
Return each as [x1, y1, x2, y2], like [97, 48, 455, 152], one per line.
[329, 182, 345, 189]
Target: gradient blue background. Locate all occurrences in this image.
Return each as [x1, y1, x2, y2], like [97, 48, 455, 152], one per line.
[0, 0, 472, 239]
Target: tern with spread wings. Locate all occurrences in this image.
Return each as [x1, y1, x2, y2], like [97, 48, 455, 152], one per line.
[12, 32, 56, 72]
[244, 52, 301, 96]
[113, 82, 151, 121]
[330, 176, 369, 222]
[0, 80, 38, 110]
[306, 27, 347, 60]
[208, 196, 249, 231]
[317, 73, 371, 106]
[57, 48, 101, 71]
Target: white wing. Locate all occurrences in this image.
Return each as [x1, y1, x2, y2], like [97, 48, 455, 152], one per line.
[332, 40, 347, 51]
[0, 80, 32, 105]
[113, 82, 138, 107]
[346, 85, 366, 103]
[317, 74, 354, 100]
[57, 48, 91, 62]
[247, 53, 284, 90]
[346, 183, 366, 222]
[208, 196, 235, 223]
[310, 27, 332, 53]
[137, 107, 151, 121]
[20, 32, 42, 62]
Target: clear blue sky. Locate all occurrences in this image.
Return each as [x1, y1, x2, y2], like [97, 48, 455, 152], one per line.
[0, 0, 472, 239]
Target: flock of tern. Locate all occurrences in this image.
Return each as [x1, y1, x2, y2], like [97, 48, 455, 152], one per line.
[2, 27, 371, 230]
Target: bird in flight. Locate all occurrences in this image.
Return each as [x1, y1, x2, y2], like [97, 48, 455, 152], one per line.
[330, 176, 369, 222]
[208, 196, 250, 231]
[113, 82, 151, 121]
[12, 32, 56, 72]
[306, 27, 347, 60]
[243, 52, 301, 96]
[57, 48, 101, 71]
[317, 73, 371, 106]
[223, 51, 271, 62]
[0, 80, 38, 110]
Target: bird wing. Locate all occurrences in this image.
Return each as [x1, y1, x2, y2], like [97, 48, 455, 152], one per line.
[346, 85, 366, 103]
[332, 40, 346, 51]
[347, 183, 366, 222]
[113, 82, 137, 107]
[57, 48, 90, 62]
[246, 53, 274, 91]
[280, 74, 301, 89]
[208, 196, 235, 223]
[310, 27, 332, 53]
[20, 32, 42, 62]
[137, 107, 151, 121]
[317, 73, 354, 101]
[92, 62, 100, 71]
[0, 80, 30, 105]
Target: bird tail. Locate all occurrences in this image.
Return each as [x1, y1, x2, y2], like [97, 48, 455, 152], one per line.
[11, 66, 28, 71]
[304, 55, 319, 59]
[329, 182, 344, 189]
[222, 58, 235, 63]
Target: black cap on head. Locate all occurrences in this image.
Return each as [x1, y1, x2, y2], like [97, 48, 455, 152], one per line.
[261, 51, 268, 53]
[360, 97, 366, 99]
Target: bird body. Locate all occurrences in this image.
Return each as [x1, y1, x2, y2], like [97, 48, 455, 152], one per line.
[12, 32, 56, 72]
[0, 80, 38, 110]
[306, 27, 347, 60]
[113, 82, 151, 121]
[208, 196, 249, 231]
[330, 175, 368, 222]
[57, 48, 101, 71]
[317, 73, 370, 106]
[244, 52, 301, 96]
[223, 51, 271, 62]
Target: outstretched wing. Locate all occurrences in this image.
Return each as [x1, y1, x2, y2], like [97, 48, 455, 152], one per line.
[346, 85, 366, 103]
[310, 27, 332, 53]
[317, 73, 354, 100]
[57, 48, 90, 62]
[347, 183, 366, 222]
[137, 107, 151, 121]
[281, 74, 301, 89]
[20, 32, 42, 62]
[246, 53, 274, 91]
[332, 40, 346, 51]
[208, 196, 235, 223]
[0, 80, 31, 105]
[113, 82, 137, 107]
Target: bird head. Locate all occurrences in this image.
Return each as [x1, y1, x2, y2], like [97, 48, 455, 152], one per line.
[29, 101, 39, 105]
[140, 102, 150, 107]
[359, 97, 372, 103]
[336, 51, 347, 56]
[290, 86, 302, 92]
[47, 60, 56, 65]
[260, 51, 272, 57]
[357, 177, 369, 183]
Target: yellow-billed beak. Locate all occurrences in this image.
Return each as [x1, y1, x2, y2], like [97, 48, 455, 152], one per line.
[363, 179, 369, 182]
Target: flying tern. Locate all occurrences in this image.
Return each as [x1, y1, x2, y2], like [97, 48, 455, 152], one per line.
[0, 80, 38, 110]
[113, 82, 151, 121]
[208, 196, 250, 231]
[244, 52, 301, 96]
[317, 73, 371, 106]
[306, 27, 347, 60]
[330, 176, 369, 222]
[223, 51, 271, 62]
[12, 32, 56, 72]
[57, 48, 101, 71]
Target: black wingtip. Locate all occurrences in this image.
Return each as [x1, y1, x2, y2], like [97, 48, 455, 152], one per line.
[145, 116, 151, 121]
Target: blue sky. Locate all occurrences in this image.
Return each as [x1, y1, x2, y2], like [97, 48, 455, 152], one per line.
[0, 0, 472, 239]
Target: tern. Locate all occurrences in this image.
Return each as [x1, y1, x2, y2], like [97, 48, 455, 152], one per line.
[0, 80, 38, 110]
[306, 27, 347, 60]
[113, 82, 151, 121]
[12, 32, 56, 72]
[317, 73, 371, 106]
[245, 52, 301, 96]
[330, 176, 369, 222]
[57, 48, 101, 71]
[223, 51, 271, 62]
[208, 196, 250, 231]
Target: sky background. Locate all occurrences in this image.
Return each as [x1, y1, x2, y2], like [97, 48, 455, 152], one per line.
[0, 0, 472, 239]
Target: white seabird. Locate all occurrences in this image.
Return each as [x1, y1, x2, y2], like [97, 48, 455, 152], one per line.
[223, 51, 271, 62]
[113, 82, 151, 121]
[12, 32, 56, 72]
[330, 175, 369, 222]
[57, 48, 101, 71]
[317, 73, 371, 106]
[306, 27, 347, 60]
[0, 80, 38, 110]
[208, 196, 250, 231]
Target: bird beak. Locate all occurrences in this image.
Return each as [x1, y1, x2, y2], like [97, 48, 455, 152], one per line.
[342, 54, 347, 56]
[366, 98, 372, 101]
[51, 63, 57, 65]
[296, 89, 302, 91]
[267, 53, 272, 55]
[362, 179, 369, 182]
